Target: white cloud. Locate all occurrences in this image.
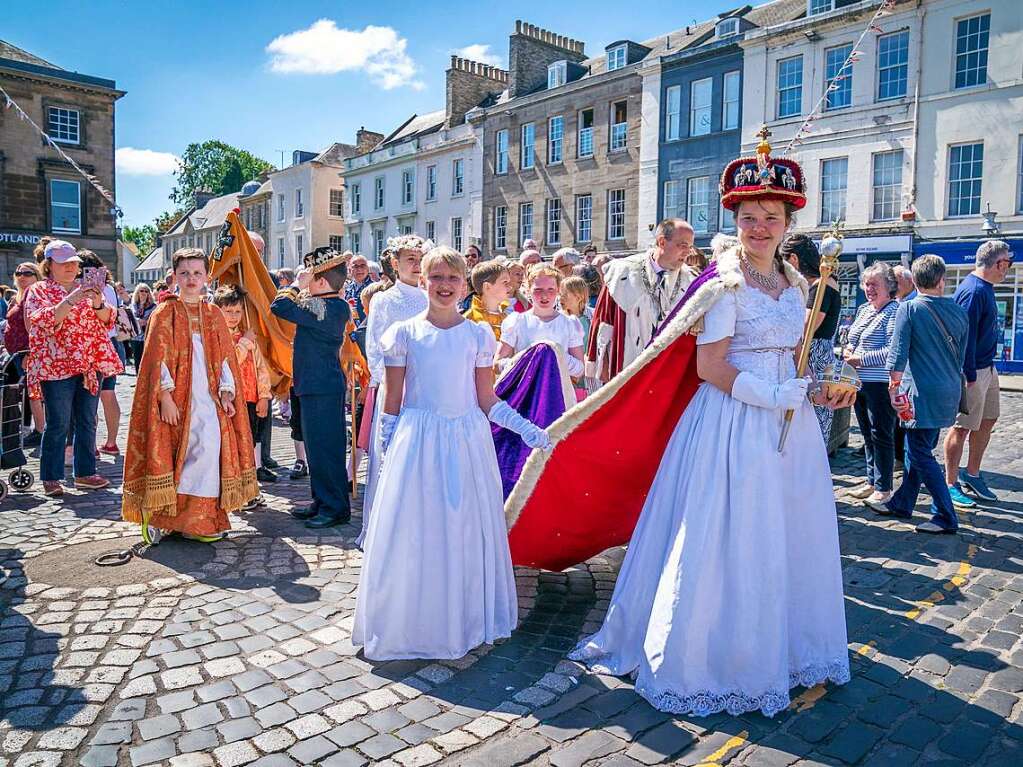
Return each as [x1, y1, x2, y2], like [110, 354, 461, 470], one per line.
[451, 44, 503, 68]
[266, 20, 423, 90]
[115, 147, 180, 176]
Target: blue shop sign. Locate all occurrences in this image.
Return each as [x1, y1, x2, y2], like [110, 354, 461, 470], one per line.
[912, 238, 1023, 264]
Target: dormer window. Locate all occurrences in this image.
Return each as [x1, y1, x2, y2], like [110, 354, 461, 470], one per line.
[716, 18, 740, 37]
[607, 44, 627, 71]
[548, 61, 567, 89]
[808, 0, 834, 15]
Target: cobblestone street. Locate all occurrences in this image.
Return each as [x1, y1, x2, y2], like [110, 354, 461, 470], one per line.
[1, 379, 1022, 767]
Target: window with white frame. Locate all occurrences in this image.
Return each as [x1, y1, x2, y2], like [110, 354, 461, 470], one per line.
[295, 234, 304, 258]
[720, 204, 735, 232]
[401, 169, 414, 205]
[350, 183, 361, 214]
[690, 78, 712, 136]
[820, 158, 849, 224]
[205, 233, 212, 254]
[722, 71, 740, 131]
[350, 231, 361, 254]
[871, 150, 903, 221]
[373, 228, 385, 257]
[277, 238, 285, 266]
[47, 107, 80, 144]
[426, 165, 437, 200]
[663, 180, 681, 220]
[716, 18, 739, 37]
[808, 0, 834, 16]
[520, 202, 533, 243]
[494, 206, 508, 250]
[686, 178, 709, 233]
[577, 110, 594, 158]
[50, 179, 81, 234]
[576, 195, 592, 243]
[825, 44, 852, 110]
[955, 14, 990, 89]
[495, 130, 509, 174]
[607, 189, 626, 240]
[548, 116, 564, 164]
[400, 224, 413, 235]
[877, 30, 909, 101]
[665, 85, 681, 141]
[374, 177, 385, 208]
[607, 45, 627, 71]
[425, 220, 435, 242]
[329, 189, 344, 217]
[948, 142, 984, 217]
[329, 235, 344, 251]
[295, 189, 304, 217]
[1018, 136, 1023, 213]
[277, 194, 285, 222]
[546, 199, 561, 246]
[777, 56, 802, 118]
[451, 217, 463, 251]
[452, 159, 464, 195]
[610, 101, 628, 151]
[521, 124, 535, 169]
[548, 61, 567, 89]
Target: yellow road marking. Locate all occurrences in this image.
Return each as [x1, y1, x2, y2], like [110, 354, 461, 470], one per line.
[695, 731, 749, 766]
[903, 545, 977, 622]
[789, 684, 828, 712]
[856, 640, 877, 656]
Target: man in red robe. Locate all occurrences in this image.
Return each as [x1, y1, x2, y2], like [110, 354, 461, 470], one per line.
[585, 219, 696, 382]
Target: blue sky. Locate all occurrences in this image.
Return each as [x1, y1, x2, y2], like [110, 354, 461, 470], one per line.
[6, 0, 710, 229]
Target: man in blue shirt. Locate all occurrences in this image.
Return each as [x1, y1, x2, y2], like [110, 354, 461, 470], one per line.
[943, 240, 1013, 507]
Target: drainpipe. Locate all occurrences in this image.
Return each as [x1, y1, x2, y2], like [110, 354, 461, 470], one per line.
[906, 0, 926, 224]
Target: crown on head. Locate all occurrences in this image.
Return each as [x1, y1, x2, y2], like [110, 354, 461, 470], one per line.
[720, 126, 807, 211]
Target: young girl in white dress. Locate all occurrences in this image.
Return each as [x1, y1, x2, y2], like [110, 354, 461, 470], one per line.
[352, 247, 552, 661]
[496, 264, 585, 377]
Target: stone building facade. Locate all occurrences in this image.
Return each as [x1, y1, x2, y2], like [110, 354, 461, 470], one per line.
[238, 175, 272, 263]
[0, 40, 123, 281]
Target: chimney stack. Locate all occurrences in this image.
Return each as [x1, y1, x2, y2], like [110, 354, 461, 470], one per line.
[355, 127, 385, 154]
[508, 20, 586, 98]
[445, 57, 509, 127]
[194, 189, 215, 210]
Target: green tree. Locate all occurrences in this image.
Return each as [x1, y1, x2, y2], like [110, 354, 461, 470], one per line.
[154, 209, 185, 234]
[123, 224, 157, 255]
[170, 140, 273, 208]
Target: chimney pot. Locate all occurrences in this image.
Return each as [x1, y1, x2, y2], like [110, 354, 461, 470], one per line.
[516, 19, 522, 33]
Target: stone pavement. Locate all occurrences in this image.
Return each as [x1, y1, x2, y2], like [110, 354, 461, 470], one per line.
[1, 376, 1023, 767]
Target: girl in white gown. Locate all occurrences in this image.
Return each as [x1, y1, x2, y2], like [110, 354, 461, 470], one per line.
[353, 247, 551, 661]
[569, 143, 854, 717]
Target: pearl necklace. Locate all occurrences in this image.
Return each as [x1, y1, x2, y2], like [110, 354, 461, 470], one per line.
[740, 250, 780, 291]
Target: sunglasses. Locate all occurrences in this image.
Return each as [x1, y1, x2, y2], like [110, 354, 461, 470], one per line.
[14, 271, 37, 277]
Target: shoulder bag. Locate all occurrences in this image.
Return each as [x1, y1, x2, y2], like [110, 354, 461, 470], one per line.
[919, 301, 969, 415]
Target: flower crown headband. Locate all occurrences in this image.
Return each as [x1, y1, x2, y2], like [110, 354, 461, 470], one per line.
[386, 234, 434, 254]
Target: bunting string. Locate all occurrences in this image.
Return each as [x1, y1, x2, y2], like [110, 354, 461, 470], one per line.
[0, 83, 123, 218]
[782, 0, 898, 156]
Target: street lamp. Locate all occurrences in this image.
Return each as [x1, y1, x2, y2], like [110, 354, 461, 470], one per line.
[981, 202, 999, 236]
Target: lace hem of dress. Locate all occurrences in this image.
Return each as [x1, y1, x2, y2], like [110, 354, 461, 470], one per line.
[568, 643, 850, 718]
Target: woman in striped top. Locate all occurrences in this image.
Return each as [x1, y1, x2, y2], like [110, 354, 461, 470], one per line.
[843, 262, 900, 508]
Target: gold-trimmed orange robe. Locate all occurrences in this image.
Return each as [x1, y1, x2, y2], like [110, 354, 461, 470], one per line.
[122, 297, 258, 536]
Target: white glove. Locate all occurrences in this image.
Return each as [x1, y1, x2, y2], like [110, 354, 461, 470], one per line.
[379, 413, 399, 456]
[488, 400, 552, 451]
[565, 354, 584, 378]
[731, 371, 809, 411]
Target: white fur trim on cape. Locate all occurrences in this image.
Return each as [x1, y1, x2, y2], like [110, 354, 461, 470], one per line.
[505, 246, 807, 529]
[496, 341, 576, 415]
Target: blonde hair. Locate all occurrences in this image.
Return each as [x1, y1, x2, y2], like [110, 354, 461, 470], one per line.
[13, 262, 41, 301]
[361, 281, 388, 315]
[559, 276, 588, 317]
[421, 246, 467, 280]
[132, 282, 154, 308]
[526, 263, 562, 289]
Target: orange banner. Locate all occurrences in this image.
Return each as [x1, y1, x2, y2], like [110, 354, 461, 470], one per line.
[208, 210, 295, 397]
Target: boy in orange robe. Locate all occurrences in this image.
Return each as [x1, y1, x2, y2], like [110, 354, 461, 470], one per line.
[122, 248, 259, 542]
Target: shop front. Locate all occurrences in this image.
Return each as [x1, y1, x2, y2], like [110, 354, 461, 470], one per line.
[913, 238, 1023, 374]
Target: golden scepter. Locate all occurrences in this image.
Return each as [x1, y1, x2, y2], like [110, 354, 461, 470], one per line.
[777, 224, 844, 452]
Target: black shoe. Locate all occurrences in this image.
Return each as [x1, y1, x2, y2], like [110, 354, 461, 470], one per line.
[256, 467, 278, 483]
[305, 512, 350, 529]
[289, 460, 308, 479]
[290, 505, 319, 520]
[263, 457, 280, 470]
[241, 495, 265, 511]
[23, 431, 42, 448]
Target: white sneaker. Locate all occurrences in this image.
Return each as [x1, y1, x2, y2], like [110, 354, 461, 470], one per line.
[865, 491, 893, 511]
[849, 484, 875, 500]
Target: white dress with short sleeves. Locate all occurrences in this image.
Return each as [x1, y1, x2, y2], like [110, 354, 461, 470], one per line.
[569, 282, 850, 717]
[352, 317, 517, 660]
[500, 311, 585, 376]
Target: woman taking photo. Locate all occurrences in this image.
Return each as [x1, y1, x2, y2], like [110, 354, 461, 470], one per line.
[130, 283, 156, 373]
[843, 263, 899, 508]
[559, 133, 853, 717]
[4, 261, 45, 445]
[24, 240, 123, 497]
